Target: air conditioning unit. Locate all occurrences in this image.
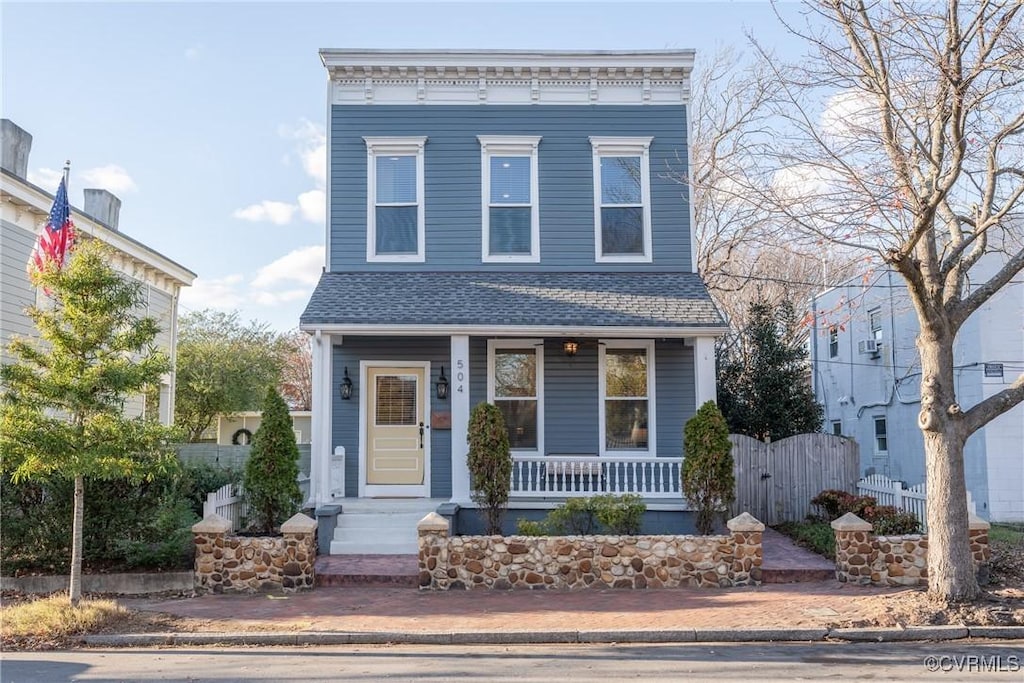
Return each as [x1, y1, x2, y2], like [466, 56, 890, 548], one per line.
[858, 339, 880, 355]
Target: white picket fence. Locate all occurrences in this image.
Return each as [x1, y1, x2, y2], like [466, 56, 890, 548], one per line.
[202, 475, 311, 533]
[856, 474, 977, 532]
[203, 483, 248, 532]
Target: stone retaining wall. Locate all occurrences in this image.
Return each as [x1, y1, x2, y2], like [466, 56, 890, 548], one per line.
[831, 512, 990, 587]
[192, 513, 317, 594]
[417, 512, 764, 590]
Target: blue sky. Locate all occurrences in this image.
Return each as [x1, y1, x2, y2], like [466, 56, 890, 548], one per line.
[2, 1, 810, 331]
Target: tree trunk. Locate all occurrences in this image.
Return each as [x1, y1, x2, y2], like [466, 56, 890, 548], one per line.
[69, 475, 84, 606]
[918, 331, 978, 603]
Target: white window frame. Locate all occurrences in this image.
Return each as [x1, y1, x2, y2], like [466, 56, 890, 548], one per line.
[590, 136, 653, 263]
[364, 136, 427, 263]
[869, 308, 883, 344]
[828, 326, 839, 358]
[873, 416, 888, 455]
[478, 135, 541, 263]
[486, 339, 544, 455]
[598, 339, 657, 457]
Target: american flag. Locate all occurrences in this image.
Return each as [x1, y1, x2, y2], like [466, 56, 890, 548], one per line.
[29, 177, 76, 275]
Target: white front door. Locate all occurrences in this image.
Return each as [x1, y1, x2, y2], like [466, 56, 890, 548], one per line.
[361, 363, 430, 497]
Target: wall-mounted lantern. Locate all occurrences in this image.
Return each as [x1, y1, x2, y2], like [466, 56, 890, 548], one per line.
[340, 366, 354, 400]
[436, 365, 449, 400]
[562, 339, 579, 357]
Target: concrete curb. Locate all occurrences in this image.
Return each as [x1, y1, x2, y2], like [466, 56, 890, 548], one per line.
[81, 625, 1023, 647]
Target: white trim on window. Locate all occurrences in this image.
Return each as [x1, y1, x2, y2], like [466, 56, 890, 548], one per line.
[589, 136, 653, 264]
[486, 338, 544, 455]
[598, 339, 656, 457]
[364, 136, 427, 263]
[478, 135, 541, 263]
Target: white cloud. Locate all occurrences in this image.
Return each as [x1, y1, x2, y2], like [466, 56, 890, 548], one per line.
[822, 90, 876, 141]
[297, 189, 326, 224]
[772, 163, 832, 202]
[251, 288, 311, 306]
[80, 164, 138, 193]
[184, 45, 203, 61]
[28, 167, 65, 190]
[251, 245, 325, 288]
[232, 200, 297, 225]
[279, 120, 326, 187]
[179, 274, 246, 311]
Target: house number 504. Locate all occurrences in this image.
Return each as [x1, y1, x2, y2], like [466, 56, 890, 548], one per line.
[456, 359, 465, 393]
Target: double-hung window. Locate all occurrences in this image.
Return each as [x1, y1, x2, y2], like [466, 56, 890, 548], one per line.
[478, 136, 541, 262]
[364, 136, 426, 262]
[487, 340, 544, 453]
[590, 136, 653, 262]
[828, 326, 839, 358]
[874, 416, 888, 453]
[599, 340, 656, 455]
[869, 309, 883, 345]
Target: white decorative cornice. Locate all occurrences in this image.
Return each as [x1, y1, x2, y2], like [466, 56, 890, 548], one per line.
[321, 50, 694, 106]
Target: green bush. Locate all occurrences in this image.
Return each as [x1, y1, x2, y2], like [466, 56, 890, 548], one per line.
[681, 401, 735, 535]
[810, 488, 920, 534]
[0, 459, 230, 574]
[515, 519, 548, 536]
[592, 494, 645, 535]
[775, 520, 835, 558]
[513, 495, 648, 537]
[467, 403, 512, 535]
[243, 387, 302, 534]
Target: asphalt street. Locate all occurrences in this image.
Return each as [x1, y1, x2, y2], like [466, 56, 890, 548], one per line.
[3, 641, 1023, 682]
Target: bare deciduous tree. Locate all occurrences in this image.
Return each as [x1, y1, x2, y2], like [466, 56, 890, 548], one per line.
[739, 0, 1024, 603]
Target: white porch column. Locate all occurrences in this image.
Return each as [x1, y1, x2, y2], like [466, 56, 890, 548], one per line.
[694, 336, 718, 407]
[310, 331, 335, 507]
[450, 335, 471, 503]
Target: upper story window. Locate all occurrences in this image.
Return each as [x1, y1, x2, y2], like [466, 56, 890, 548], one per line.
[487, 340, 544, 453]
[364, 136, 427, 263]
[590, 136, 653, 263]
[828, 326, 839, 358]
[874, 416, 888, 453]
[869, 308, 883, 344]
[478, 136, 541, 263]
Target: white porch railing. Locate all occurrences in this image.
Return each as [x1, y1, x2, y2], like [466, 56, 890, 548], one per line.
[510, 454, 681, 498]
[856, 474, 978, 532]
[203, 482, 248, 532]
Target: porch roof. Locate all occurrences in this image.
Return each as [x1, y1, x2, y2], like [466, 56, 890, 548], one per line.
[300, 271, 726, 334]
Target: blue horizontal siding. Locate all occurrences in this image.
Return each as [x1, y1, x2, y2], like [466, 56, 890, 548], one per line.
[331, 337, 452, 498]
[330, 105, 691, 272]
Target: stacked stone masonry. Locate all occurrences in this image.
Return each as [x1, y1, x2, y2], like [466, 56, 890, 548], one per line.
[831, 512, 991, 587]
[416, 511, 764, 590]
[192, 513, 317, 594]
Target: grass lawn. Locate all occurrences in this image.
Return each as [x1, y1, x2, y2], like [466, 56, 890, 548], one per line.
[0, 594, 131, 650]
[990, 523, 1024, 545]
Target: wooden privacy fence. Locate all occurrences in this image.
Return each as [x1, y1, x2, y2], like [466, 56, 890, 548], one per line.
[730, 433, 860, 525]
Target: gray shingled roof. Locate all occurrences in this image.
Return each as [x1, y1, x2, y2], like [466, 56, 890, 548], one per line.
[300, 272, 724, 329]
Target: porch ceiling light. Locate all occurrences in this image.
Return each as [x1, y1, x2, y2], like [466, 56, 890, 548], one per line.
[436, 365, 449, 400]
[340, 366, 354, 400]
[563, 339, 579, 357]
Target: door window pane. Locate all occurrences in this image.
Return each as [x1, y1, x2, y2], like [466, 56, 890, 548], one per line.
[376, 375, 417, 426]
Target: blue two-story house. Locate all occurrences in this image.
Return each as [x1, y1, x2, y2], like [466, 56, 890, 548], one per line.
[301, 50, 727, 547]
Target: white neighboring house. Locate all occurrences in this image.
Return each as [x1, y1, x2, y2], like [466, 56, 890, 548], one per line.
[0, 119, 196, 424]
[215, 411, 313, 446]
[808, 266, 1023, 523]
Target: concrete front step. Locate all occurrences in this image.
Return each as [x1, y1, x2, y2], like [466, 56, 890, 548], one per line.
[330, 502, 440, 555]
[330, 539, 418, 555]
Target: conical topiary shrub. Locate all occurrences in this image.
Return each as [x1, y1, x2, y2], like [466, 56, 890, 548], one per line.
[467, 402, 512, 535]
[681, 400, 735, 535]
[243, 387, 303, 534]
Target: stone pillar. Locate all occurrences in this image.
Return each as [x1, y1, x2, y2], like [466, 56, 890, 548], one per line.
[969, 513, 991, 565]
[417, 512, 450, 590]
[726, 512, 765, 585]
[831, 512, 875, 584]
[280, 513, 319, 592]
[192, 514, 231, 594]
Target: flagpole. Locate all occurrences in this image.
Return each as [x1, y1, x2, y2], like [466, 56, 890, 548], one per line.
[63, 159, 71, 189]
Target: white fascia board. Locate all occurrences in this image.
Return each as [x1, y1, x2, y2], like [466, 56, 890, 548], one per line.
[320, 49, 695, 71]
[299, 323, 729, 338]
[1, 177, 197, 286]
